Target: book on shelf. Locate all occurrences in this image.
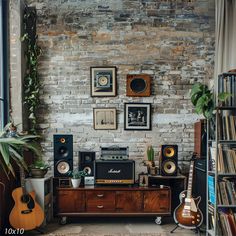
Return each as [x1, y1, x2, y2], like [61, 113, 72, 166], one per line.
[217, 144, 236, 173]
[217, 111, 236, 140]
[208, 175, 215, 204]
[217, 178, 236, 206]
[218, 208, 236, 236]
[218, 73, 236, 107]
[208, 203, 215, 229]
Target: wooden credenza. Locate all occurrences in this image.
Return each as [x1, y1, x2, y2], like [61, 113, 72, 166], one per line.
[56, 186, 171, 224]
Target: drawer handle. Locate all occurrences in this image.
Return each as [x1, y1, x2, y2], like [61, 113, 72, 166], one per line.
[160, 207, 167, 210]
[97, 194, 104, 198]
[97, 205, 104, 209]
[160, 194, 167, 197]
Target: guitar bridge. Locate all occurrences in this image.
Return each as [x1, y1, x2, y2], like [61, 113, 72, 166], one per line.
[21, 209, 32, 214]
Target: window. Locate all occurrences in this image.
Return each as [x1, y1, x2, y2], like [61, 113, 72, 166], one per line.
[0, 0, 8, 129]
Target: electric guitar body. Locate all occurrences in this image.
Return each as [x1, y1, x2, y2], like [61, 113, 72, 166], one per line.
[174, 190, 203, 229]
[9, 168, 44, 231]
[173, 158, 203, 229]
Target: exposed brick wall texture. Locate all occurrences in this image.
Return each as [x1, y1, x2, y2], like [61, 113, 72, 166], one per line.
[26, 0, 215, 174]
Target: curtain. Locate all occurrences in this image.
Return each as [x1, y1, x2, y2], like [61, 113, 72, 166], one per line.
[215, 0, 236, 81]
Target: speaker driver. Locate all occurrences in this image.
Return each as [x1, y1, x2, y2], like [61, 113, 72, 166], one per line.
[130, 78, 147, 93]
[58, 146, 69, 157]
[56, 161, 70, 174]
[163, 160, 176, 174]
[163, 147, 175, 158]
[83, 166, 92, 175]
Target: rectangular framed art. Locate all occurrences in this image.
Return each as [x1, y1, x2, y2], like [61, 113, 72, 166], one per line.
[93, 108, 117, 130]
[90, 67, 117, 97]
[124, 103, 151, 130]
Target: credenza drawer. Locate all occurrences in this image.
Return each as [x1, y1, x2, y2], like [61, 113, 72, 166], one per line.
[86, 191, 115, 212]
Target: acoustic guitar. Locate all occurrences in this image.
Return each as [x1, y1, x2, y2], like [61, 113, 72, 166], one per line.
[173, 159, 203, 229]
[9, 167, 44, 231]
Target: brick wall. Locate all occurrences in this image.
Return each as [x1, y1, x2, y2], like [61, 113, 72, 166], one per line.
[26, 0, 215, 174]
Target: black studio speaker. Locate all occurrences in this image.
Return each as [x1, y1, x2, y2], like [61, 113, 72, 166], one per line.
[78, 151, 95, 176]
[160, 145, 178, 176]
[54, 134, 73, 177]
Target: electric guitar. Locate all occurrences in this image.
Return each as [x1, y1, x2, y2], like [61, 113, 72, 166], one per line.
[9, 167, 44, 231]
[173, 159, 203, 229]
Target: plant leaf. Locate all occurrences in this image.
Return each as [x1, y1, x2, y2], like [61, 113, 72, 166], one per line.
[0, 143, 10, 166]
[218, 92, 232, 102]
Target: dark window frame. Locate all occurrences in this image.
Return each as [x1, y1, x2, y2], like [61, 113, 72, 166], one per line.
[0, 0, 9, 128]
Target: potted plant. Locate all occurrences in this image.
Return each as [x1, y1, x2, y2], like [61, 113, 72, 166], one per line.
[68, 168, 87, 188]
[0, 122, 42, 178]
[29, 159, 50, 178]
[190, 82, 231, 119]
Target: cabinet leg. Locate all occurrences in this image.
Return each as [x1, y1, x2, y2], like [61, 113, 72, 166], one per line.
[155, 216, 162, 225]
[59, 216, 67, 225]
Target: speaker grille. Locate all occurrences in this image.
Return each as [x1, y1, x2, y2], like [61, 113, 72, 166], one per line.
[54, 134, 73, 177]
[160, 145, 178, 176]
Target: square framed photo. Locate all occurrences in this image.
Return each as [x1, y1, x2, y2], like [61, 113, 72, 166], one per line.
[90, 67, 117, 97]
[93, 108, 117, 130]
[138, 173, 149, 187]
[124, 103, 151, 130]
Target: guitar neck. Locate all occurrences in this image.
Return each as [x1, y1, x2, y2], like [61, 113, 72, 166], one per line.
[187, 160, 194, 199]
[20, 167, 26, 195]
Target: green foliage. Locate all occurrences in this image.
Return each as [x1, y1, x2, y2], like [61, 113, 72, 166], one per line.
[22, 8, 42, 134]
[30, 159, 49, 169]
[190, 83, 231, 119]
[68, 168, 87, 179]
[147, 145, 154, 162]
[0, 123, 42, 178]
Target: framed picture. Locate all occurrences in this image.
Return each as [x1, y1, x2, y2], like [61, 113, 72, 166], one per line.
[138, 172, 149, 187]
[93, 108, 117, 130]
[124, 103, 151, 130]
[90, 67, 117, 97]
[126, 74, 151, 97]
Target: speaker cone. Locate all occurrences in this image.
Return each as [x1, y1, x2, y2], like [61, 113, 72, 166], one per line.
[163, 160, 176, 174]
[83, 166, 92, 175]
[58, 146, 68, 157]
[163, 146, 175, 158]
[56, 161, 70, 174]
[130, 78, 147, 93]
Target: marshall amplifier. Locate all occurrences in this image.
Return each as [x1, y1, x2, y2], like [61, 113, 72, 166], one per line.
[95, 160, 135, 185]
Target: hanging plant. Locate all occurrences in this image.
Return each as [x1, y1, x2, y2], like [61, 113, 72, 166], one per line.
[22, 7, 42, 134]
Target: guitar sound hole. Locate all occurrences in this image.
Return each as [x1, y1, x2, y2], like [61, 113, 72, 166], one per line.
[21, 194, 30, 203]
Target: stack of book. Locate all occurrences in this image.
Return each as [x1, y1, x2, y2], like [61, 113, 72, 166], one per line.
[217, 178, 236, 205]
[217, 112, 236, 140]
[218, 209, 236, 236]
[218, 73, 236, 107]
[217, 144, 236, 173]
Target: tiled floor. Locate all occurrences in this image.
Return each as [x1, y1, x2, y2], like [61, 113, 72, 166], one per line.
[28, 217, 202, 236]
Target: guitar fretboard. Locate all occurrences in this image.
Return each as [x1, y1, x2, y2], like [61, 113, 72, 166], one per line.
[186, 160, 194, 199]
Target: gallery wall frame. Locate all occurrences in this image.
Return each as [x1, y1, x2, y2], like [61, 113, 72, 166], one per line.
[126, 74, 151, 97]
[93, 108, 117, 130]
[124, 103, 151, 130]
[90, 66, 117, 97]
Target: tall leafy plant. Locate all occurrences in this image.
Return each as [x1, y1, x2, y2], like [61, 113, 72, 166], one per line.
[22, 7, 41, 134]
[0, 123, 42, 178]
[190, 83, 231, 119]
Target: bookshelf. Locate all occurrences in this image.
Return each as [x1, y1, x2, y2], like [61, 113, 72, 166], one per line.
[206, 72, 236, 236]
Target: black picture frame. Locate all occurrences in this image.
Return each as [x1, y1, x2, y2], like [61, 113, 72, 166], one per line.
[124, 103, 151, 130]
[90, 66, 117, 97]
